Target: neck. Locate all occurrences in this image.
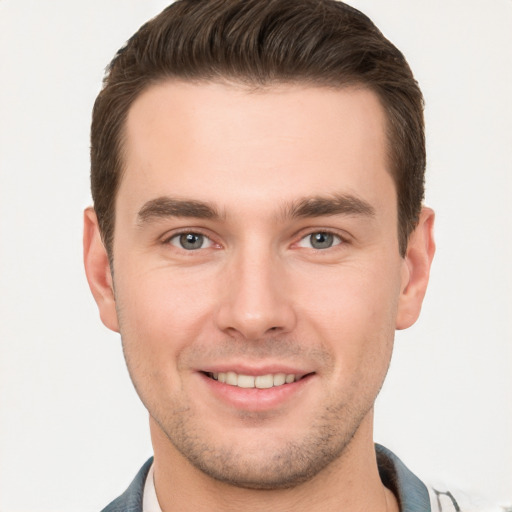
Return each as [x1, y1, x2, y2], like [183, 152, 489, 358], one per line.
[149, 413, 399, 512]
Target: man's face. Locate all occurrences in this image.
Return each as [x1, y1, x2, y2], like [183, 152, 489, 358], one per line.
[87, 81, 425, 488]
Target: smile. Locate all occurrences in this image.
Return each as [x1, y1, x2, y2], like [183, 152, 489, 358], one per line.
[207, 372, 300, 389]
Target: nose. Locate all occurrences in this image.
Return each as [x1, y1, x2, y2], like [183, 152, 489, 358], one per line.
[214, 247, 297, 341]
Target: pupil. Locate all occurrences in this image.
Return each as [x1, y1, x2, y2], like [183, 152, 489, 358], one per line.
[180, 233, 203, 250]
[311, 232, 333, 249]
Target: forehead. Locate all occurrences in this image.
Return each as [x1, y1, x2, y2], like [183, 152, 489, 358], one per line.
[119, 81, 394, 216]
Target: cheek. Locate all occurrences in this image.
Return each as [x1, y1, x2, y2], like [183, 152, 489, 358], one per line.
[292, 260, 401, 377]
[295, 258, 401, 330]
[113, 266, 219, 368]
[113, 266, 222, 415]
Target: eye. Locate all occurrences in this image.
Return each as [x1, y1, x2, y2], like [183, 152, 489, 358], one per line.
[168, 232, 214, 250]
[297, 231, 342, 250]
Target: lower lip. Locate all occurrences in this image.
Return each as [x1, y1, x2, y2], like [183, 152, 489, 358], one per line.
[198, 372, 314, 411]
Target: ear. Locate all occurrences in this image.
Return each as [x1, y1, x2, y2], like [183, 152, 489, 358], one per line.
[396, 207, 436, 330]
[83, 207, 119, 332]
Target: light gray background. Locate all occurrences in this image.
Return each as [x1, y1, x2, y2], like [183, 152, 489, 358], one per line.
[1, 1, 511, 510]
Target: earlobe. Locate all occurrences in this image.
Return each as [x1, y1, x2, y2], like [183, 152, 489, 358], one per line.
[83, 207, 119, 333]
[396, 207, 436, 330]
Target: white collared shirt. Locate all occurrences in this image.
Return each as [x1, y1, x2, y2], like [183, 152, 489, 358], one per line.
[142, 463, 163, 512]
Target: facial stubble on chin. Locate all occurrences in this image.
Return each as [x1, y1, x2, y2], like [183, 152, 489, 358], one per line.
[147, 381, 376, 491]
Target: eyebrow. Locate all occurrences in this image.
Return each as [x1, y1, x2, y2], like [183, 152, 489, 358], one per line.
[137, 197, 221, 224]
[136, 193, 375, 225]
[283, 193, 376, 220]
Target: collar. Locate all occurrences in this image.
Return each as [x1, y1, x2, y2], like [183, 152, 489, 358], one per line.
[375, 443, 431, 512]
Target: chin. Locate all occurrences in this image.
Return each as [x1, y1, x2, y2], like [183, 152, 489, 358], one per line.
[159, 402, 367, 490]
[181, 440, 342, 490]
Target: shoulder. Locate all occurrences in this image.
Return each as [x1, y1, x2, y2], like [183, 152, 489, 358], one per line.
[375, 445, 510, 512]
[101, 457, 154, 512]
[427, 485, 511, 512]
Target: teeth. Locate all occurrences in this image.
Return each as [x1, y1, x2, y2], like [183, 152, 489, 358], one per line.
[255, 374, 273, 389]
[226, 371, 237, 386]
[237, 374, 256, 388]
[210, 372, 298, 389]
[273, 373, 286, 386]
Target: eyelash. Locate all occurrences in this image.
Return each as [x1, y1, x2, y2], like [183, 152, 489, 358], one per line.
[163, 230, 218, 251]
[161, 229, 348, 252]
[296, 231, 345, 250]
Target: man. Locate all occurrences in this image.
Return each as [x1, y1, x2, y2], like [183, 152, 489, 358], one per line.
[83, 1, 472, 510]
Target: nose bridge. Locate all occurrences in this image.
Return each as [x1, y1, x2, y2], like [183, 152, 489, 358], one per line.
[215, 239, 296, 339]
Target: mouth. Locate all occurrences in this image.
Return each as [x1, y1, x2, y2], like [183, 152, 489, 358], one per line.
[199, 369, 316, 411]
[204, 371, 311, 389]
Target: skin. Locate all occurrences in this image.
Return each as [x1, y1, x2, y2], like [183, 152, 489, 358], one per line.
[84, 81, 435, 511]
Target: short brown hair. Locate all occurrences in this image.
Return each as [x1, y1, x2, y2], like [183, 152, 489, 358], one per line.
[91, 0, 425, 257]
